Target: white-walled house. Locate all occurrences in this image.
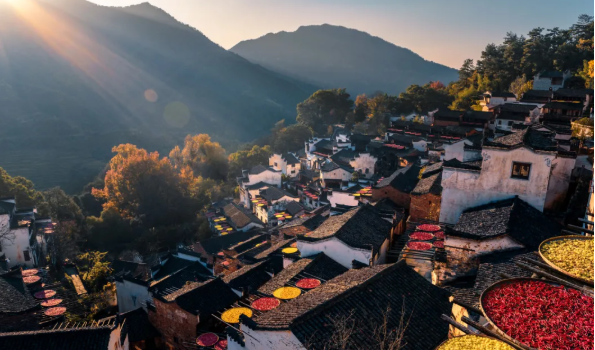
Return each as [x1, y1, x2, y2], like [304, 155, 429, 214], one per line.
[330, 149, 378, 179]
[320, 161, 353, 188]
[532, 70, 571, 91]
[443, 134, 483, 162]
[0, 198, 46, 268]
[269, 153, 301, 177]
[440, 127, 576, 223]
[237, 165, 282, 208]
[296, 205, 392, 268]
[479, 91, 517, 110]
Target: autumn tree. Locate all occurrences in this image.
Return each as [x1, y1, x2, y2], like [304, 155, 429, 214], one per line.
[354, 94, 369, 123]
[297, 88, 354, 134]
[509, 75, 533, 98]
[92, 144, 197, 227]
[429, 81, 445, 90]
[170, 134, 228, 180]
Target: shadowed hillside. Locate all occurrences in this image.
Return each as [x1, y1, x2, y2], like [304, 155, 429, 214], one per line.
[231, 24, 458, 95]
[0, 0, 315, 192]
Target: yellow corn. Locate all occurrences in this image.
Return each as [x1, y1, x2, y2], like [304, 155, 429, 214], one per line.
[541, 238, 594, 280]
[438, 335, 514, 350]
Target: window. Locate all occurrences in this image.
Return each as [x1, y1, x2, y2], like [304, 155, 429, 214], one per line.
[23, 250, 31, 261]
[365, 168, 370, 174]
[511, 162, 531, 180]
[498, 120, 502, 125]
[274, 162, 278, 167]
[552, 77, 563, 85]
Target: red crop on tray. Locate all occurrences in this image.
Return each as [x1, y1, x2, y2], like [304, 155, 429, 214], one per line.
[40, 299, 63, 307]
[23, 276, 41, 284]
[196, 333, 219, 347]
[22, 269, 39, 277]
[44, 307, 66, 317]
[482, 280, 594, 350]
[415, 224, 441, 232]
[215, 339, 228, 350]
[434, 231, 445, 239]
[433, 241, 444, 249]
[407, 241, 432, 251]
[34, 290, 56, 299]
[251, 297, 280, 311]
[410, 232, 434, 240]
[295, 278, 321, 289]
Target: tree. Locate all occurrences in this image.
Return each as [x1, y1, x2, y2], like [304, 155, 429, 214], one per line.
[458, 59, 475, 86]
[450, 86, 480, 111]
[0, 167, 46, 212]
[354, 94, 369, 122]
[297, 89, 354, 134]
[47, 221, 81, 266]
[170, 134, 228, 180]
[86, 208, 136, 253]
[429, 81, 445, 90]
[43, 187, 85, 224]
[578, 60, 594, 88]
[273, 124, 314, 153]
[77, 251, 113, 293]
[228, 145, 273, 179]
[92, 144, 197, 227]
[509, 75, 533, 98]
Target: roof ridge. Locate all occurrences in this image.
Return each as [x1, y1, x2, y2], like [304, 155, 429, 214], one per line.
[0, 326, 114, 337]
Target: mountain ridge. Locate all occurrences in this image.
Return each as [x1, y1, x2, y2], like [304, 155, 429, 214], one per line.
[231, 24, 458, 95]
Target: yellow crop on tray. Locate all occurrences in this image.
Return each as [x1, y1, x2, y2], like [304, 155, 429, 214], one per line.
[541, 238, 594, 280]
[273, 286, 301, 299]
[221, 307, 252, 323]
[438, 335, 514, 350]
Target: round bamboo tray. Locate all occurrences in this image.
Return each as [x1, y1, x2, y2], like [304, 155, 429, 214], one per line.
[538, 235, 594, 285]
[435, 334, 514, 350]
[479, 277, 592, 350]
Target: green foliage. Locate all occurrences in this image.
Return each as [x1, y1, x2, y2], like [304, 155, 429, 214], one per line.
[399, 84, 453, 113]
[297, 89, 354, 134]
[77, 251, 113, 293]
[86, 208, 136, 253]
[170, 134, 228, 181]
[273, 124, 313, 153]
[43, 187, 85, 224]
[509, 76, 533, 98]
[449, 86, 480, 111]
[578, 60, 594, 88]
[0, 167, 46, 212]
[228, 145, 273, 179]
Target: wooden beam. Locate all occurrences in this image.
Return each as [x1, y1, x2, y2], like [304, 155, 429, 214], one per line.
[578, 218, 594, 225]
[440, 314, 478, 335]
[461, 316, 532, 350]
[452, 299, 483, 315]
[567, 224, 594, 234]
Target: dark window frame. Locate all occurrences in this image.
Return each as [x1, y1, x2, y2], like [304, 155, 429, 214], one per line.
[23, 250, 31, 261]
[511, 161, 531, 180]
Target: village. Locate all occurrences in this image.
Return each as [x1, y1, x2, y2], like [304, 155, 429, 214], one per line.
[0, 68, 593, 350]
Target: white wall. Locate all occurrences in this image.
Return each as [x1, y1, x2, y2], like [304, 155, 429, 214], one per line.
[445, 236, 524, 257]
[327, 191, 359, 208]
[350, 154, 377, 178]
[269, 154, 301, 176]
[545, 156, 576, 211]
[444, 141, 465, 162]
[297, 238, 373, 269]
[0, 225, 34, 268]
[237, 325, 305, 350]
[245, 171, 282, 188]
[116, 279, 150, 313]
[322, 168, 352, 184]
[440, 147, 555, 223]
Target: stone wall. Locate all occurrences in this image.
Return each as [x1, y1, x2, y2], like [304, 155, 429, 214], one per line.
[371, 186, 411, 209]
[148, 299, 198, 349]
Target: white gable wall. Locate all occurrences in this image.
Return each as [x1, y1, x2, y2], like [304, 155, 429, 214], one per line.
[349, 154, 377, 178]
[235, 326, 305, 350]
[440, 147, 555, 224]
[116, 279, 150, 313]
[445, 235, 524, 257]
[297, 237, 373, 269]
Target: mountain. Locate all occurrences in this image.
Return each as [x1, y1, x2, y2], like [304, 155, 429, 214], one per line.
[0, 0, 315, 192]
[231, 24, 458, 96]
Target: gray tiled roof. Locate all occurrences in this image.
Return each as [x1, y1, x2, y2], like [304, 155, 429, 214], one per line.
[0, 327, 113, 350]
[0, 269, 38, 314]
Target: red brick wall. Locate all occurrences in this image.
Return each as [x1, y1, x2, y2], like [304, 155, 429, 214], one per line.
[410, 193, 441, 222]
[148, 299, 198, 350]
[371, 187, 411, 209]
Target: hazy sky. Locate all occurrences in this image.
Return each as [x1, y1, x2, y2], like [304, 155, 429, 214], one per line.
[89, 0, 593, 68]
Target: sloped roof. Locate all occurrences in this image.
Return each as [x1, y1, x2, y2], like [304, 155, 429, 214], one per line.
[0, 327, 114, 350]
[279, 215, 327, 237]
[448, 197, 563, 250]
[152, 256, 195, 280]
[281, 153, 300, 165]
[443, 158, 482, 171]
[285, 201, 305, 216]
[150, 262, 212, 299]
[484, 127, 557, 152]
[169, 278, 239, 317]
[539, 70, 564, 78]
[257, 253, 347, 295]
[496, 111, 527, 121]
[376, 164, 422, 193]
[260, 187, 296, 202]
[197, 230, 260, 255]
[330, 149, 360, 165]
[411, 171, 442, 196]
[222, 260, 272, 292]
[117, 308, 159, 343]
[498, 103, 538, 113]
[488, 91, 516, 98]
[253, 261, 451, 350]
[543, 101, 585, 110]
[433, 109, 463, 120]
[0, 269, 38, 314]
[245, 182, 271, 190]
[463, 110, 493, 122]
[554, 88, 594, 98]
[250, 238, 295, 260]
[249, 165, 278, 175]
[301, 205, 391, 253]
[223, 203, 264, 229]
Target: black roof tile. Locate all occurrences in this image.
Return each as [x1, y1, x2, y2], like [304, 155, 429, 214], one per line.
[117, 308, 159, 343]
[448, 197, 562, 250]
[222, 260, 272, 292]
[411, 171, 442, 196]
[223, 203, 264, 229]
[0, 269, 38, 314]
[0, 327, 113, 350]
[197, 230, 261, 255]
[169, 278, 239, 317]
[300, 205, 391, 253]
